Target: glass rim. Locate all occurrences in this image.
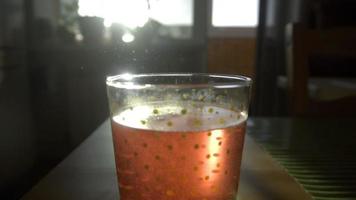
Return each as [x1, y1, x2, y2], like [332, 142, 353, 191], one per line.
[106, 73, 252, 89]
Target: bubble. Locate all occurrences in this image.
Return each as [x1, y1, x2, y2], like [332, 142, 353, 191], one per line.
[205, 176, 210, 180]
[198, 95, 205, 101]
[194, 144, 199, 149]
[193, 119, 202, 127]
[219, 118, 225, 124]
[208, 108, 214, 113]
[218, 141, 222, 146]
[207, 132, 212, 136]
[206, 154, 211, 159]
[182, 93, 189, 100]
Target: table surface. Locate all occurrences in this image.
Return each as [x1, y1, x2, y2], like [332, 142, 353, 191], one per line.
[22, 118, 312, 200]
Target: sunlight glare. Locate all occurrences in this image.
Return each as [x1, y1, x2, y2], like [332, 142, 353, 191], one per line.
[122, 33, 135, 43]
[206, 129, 223, 183]
[78, 0, 149, 28]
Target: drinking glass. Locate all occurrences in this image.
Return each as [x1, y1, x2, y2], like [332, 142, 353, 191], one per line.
[106, 73, 252, 200]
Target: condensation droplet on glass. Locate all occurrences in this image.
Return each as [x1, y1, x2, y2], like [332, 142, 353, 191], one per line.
[226, 149, 230, 154]
[212, 169, 220, 173]
[153, 109, 159, 114]
[182, 93, 189, 100]
[193, 119, 202, 127]
[219, 118, 225, 124]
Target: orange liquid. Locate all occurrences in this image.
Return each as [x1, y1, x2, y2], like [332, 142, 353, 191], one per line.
[111, 104, 246, 200]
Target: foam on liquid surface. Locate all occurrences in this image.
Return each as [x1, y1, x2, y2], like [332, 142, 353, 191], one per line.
[113, 102, 247, 132]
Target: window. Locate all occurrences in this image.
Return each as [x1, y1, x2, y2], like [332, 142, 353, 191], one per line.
[77, 0, 193, 40]
[210, 0, 259, 37]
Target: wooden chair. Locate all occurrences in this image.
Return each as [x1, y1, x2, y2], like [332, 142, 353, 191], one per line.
[285, 23, 356, 117]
